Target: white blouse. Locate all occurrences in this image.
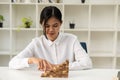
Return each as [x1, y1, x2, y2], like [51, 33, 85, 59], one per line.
[9, 33, 92, 70]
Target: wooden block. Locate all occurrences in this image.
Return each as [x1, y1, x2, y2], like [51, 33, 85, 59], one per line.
[41, 60, 69, 78]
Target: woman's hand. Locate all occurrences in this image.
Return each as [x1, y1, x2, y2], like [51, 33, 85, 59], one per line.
[28, 57, 55, 71]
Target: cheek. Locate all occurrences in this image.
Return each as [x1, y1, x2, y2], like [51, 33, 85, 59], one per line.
[45, 29, 49, 34]
[54, 29, 59, 33]
[56, 27, 60, 31]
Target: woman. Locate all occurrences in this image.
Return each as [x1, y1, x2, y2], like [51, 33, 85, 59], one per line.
[9, 6, 92, 71]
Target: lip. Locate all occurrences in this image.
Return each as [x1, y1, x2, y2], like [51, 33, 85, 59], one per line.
[48, 33, 54, 35]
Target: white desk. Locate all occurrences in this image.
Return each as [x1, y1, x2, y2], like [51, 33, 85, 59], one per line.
[0, 67, 119, 80]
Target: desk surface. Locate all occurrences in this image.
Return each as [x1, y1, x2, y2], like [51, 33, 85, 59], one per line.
[0, 67, 119, 80]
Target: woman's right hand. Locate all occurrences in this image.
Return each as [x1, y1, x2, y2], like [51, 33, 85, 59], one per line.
[28, 57, 54, 71]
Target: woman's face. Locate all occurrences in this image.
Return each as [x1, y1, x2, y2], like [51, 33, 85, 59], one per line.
[42, 17, 62, 41]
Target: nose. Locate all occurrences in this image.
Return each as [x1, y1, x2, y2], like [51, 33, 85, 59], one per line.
[49, 26, 54, 32]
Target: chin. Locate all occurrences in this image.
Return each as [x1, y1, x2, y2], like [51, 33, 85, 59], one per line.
[47, 37, 53, 40]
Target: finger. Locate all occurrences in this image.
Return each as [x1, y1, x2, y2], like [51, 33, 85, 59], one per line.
[42, 60, 47, 71]
[40, 60, 45, 71]
[38, 59, 43, 70]
[44, 60, 52, 71]
[47, 62, 53, 70]
[38, 62, 41, 70]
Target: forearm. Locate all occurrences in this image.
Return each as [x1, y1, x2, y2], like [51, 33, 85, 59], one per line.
[9, 56, 29, 69]
[69, 56, 92, 70]
[9, 40, 36, 69]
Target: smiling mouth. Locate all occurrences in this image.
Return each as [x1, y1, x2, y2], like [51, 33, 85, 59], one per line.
[48, 33, 54, 35]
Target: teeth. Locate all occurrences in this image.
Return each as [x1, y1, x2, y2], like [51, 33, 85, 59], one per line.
[41, 60, 69, 78]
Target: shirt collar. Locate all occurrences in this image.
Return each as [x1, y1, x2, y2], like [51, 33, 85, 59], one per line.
[44, 33, 62, 46]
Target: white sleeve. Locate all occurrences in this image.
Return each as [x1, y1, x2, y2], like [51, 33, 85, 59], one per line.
[9, 40, 34, 69]
[69, 39, 92, 70]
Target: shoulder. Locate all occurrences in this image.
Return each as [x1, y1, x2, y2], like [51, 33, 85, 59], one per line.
[31, 35, 44, 43]
[60, 33, 77, 43]
[61, 33, 77, 39]
[59, 33, 78, 46]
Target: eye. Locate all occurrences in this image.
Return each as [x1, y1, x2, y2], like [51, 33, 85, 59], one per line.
[53, 23, 58, 28]
[45, 24, 49, 28]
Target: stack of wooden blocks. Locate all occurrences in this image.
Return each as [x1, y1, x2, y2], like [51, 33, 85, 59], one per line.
[41, 60, 69, 78]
